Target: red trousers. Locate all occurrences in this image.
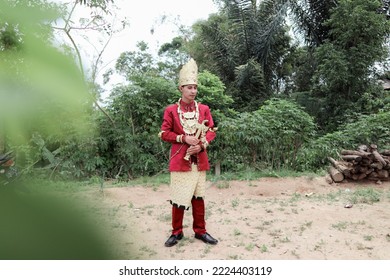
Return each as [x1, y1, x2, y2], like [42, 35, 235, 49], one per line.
[171, 197, 206, 235]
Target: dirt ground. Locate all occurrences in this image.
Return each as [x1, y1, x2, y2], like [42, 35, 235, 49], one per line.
[78, 176, 390, 260]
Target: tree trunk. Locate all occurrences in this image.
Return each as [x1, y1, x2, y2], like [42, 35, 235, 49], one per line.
[382, 150, 390, 156]
[340, 149, 371, 157]
[341, 155, 362, 162]
[328, 166, 344, 182]
[328, 157, 351, 177]
[351, 173, 367, 180]
[372, 150, 387, 167]
[215, 160, 221, 176]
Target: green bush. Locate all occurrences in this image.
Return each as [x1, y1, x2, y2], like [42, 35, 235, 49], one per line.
[218, 98, 316, 171]
[296, 110, 390, 171]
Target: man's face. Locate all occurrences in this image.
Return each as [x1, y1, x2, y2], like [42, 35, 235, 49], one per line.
[180, 84, 198, 103]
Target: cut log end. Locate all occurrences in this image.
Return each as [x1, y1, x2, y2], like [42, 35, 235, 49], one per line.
[328, 166, 344, 182]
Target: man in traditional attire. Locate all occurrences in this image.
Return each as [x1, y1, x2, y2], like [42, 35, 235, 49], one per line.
[159, 58, 218, 247]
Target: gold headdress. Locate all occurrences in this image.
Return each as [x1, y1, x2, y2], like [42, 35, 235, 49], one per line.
[179, 58, 198, 86]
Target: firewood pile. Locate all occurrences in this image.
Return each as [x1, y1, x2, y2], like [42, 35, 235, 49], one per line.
[326, 144, 390, 183]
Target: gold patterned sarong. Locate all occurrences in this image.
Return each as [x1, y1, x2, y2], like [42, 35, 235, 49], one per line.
[170, 164, 206, 209]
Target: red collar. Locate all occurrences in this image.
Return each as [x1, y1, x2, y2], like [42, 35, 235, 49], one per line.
[179, 100, 195, 112]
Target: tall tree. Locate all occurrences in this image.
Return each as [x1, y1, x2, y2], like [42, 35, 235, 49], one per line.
[287, 0, 337, 47]
[190, 0, 293, 111]
[52, 0, 128, 126]
[311, 0, 390, 131]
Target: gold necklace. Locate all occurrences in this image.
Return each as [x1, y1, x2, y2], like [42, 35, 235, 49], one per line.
[177, 98, 199, 135]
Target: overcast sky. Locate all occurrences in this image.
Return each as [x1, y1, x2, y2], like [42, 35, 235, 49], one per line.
[114, 0, 218, 52]
[53, 0, 218, 99]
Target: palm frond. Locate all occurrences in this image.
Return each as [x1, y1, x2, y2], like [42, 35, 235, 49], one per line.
[223, 0, 261, 59]
[289, 0, 338, 46]
[254, 0, 289, 65]
[198, 16, 237, 81]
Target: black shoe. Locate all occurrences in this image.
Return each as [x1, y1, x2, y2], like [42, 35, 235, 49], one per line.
[195, 232, 218, 245]
[164, 232, 184, 247]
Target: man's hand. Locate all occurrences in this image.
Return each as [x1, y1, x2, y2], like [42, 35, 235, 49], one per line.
[187, 144, 202, 155]
[184, 135, 200, 146]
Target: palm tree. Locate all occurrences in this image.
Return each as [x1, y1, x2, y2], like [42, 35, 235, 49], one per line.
[191, 0, 341, 110]
[287, 0, 337, 46]
[192, 0, 294, 110]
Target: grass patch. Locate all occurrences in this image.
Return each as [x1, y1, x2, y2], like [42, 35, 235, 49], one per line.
[216, 181, 230, 189]
[209, 169, 322, 182]
[332, 221, 348, 231]
[245, 243, 255, 251]
[363, 235, 373, 241]
[347, 188, 381, 204]
[24, 168, 324, 194]
[260, 244, 268, 253]
[231, 198, 240, 208]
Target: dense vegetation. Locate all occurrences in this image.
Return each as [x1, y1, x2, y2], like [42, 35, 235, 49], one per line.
[1, 0, 390, 182]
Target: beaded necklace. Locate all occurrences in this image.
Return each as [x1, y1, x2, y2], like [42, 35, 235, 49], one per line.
[176, 98, 199, 135]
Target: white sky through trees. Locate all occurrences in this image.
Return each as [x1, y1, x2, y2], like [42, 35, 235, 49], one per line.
[53, 0, 218, 100]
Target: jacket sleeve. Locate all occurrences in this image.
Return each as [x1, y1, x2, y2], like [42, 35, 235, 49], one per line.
[159, 105, 182, 144]
[202, 105, 216, 148]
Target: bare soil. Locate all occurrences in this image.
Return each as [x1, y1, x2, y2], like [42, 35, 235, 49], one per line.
[78, 176, 390, 260]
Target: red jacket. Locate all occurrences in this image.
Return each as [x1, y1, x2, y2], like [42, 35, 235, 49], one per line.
[160, 102, 216, 172]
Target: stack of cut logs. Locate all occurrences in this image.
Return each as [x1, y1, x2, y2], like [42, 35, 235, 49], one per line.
[326, 144, 390, 183]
